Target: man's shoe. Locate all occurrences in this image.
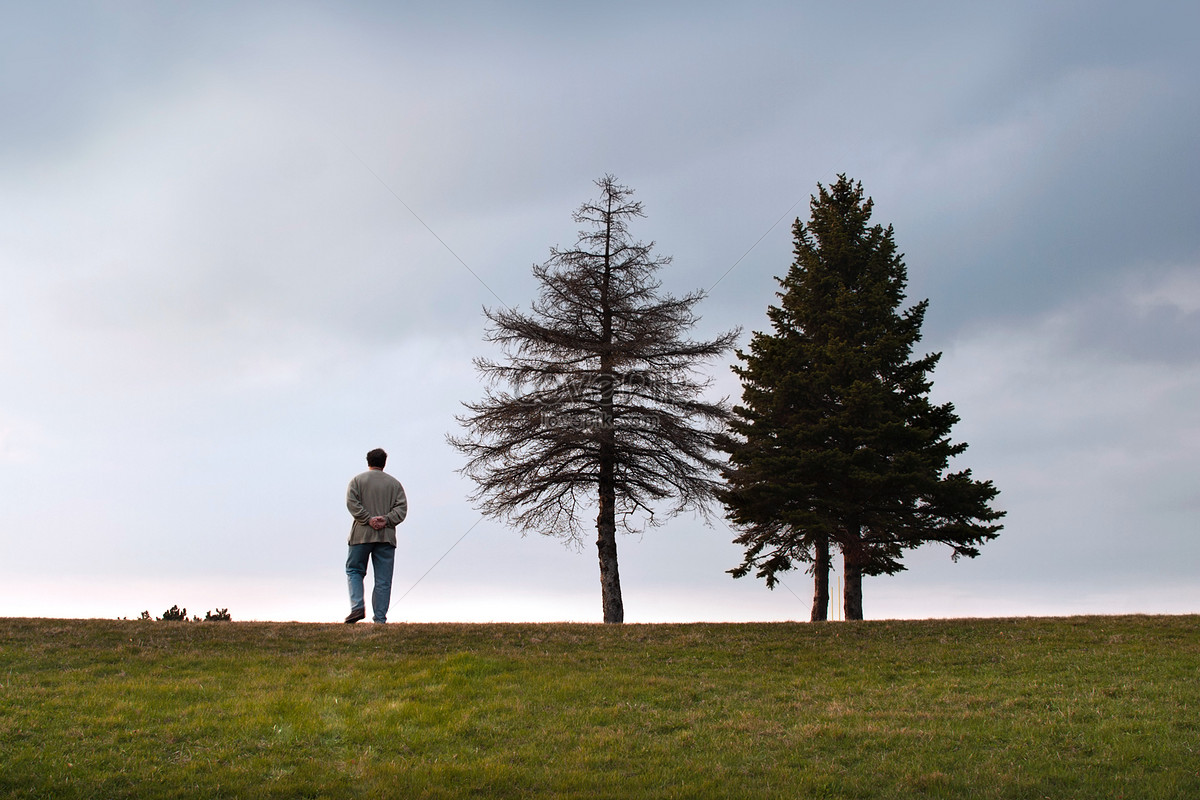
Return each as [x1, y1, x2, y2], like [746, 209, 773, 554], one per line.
[344, 608, 366, 624]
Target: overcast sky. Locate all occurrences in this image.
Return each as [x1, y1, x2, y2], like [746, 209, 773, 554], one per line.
[2, 2, 1197, 623]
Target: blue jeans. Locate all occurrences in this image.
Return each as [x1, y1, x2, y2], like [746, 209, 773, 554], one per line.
[346, 543, 397, 623]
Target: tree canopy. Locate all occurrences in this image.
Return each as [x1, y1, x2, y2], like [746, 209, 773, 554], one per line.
[720, 175, 1004, 620]
[450, 176, 737, 623]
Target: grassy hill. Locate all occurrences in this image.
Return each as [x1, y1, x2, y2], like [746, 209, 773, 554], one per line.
[1, 615, 1197, 799]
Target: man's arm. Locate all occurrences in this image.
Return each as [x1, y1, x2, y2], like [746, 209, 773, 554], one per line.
[386, 484, 408, 527]
[346, 477, 372, 525]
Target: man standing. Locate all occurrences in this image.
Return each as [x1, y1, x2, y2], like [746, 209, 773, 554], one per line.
[345, 448, 408, 623]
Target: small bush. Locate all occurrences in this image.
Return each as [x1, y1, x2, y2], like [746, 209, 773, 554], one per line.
[134, 605, 232, 621]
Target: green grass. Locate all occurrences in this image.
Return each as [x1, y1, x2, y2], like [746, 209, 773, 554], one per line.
[1, 616, 1197, 799]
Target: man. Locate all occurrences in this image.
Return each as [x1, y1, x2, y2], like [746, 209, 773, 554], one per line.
[344, 448, 408, 623]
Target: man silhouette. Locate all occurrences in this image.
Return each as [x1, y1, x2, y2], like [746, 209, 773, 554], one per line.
[344, 448, 408, 623]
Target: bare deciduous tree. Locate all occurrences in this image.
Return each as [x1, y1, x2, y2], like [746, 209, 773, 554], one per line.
[450, 176, 738, 623]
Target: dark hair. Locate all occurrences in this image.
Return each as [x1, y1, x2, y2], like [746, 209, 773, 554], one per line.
[366, 448, 387, 469]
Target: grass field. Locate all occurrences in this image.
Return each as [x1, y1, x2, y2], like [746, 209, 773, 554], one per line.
[1, 615, 1197, 799]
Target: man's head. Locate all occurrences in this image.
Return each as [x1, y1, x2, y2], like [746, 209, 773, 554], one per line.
[366, 448, 387, 469]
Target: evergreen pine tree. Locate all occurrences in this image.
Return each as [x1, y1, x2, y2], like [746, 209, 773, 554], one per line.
[721, 176, 1003, 620]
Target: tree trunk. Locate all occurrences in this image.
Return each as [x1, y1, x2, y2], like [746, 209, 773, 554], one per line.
[596, 338, 623, 622]
[842, 540, 864, 621]
[596, 503, 624, 624]
[810, 538, 830, 622]
[596, 418, 623, 623]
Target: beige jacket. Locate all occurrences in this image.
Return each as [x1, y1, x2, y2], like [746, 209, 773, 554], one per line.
[346, 468, 408, 546]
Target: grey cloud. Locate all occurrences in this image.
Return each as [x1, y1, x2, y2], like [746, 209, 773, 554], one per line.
[2, 1, 1198, 621]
